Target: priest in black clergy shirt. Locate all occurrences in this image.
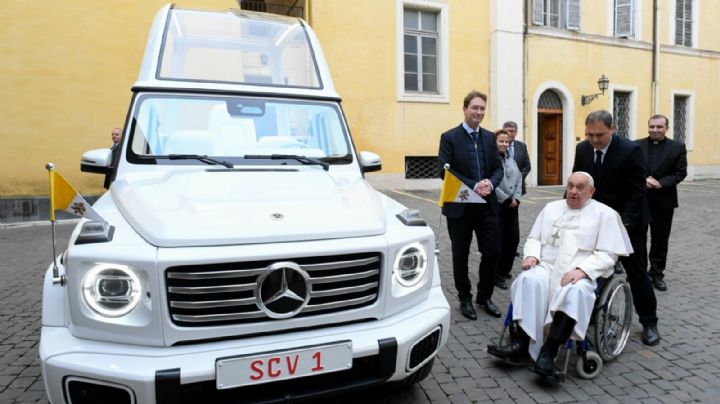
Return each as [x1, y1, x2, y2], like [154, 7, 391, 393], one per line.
[636, 114, 687, 292]
[438, 90, 504, 320]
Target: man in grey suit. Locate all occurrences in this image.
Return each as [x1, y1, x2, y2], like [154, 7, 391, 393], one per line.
[502, 121, 531, 195]
[636, 114, 687, 291]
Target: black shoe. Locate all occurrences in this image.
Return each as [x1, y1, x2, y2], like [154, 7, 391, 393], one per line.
[642, 324, 661, 346]
[533, 346, 555, 377]
[475, 298, 502, 318]
[488, 342, 530, 362]
[503, 273, 512, 280]
[495, 277, 509, 290]
[652, 277, 667, 291]
[459, 299, 477, 320]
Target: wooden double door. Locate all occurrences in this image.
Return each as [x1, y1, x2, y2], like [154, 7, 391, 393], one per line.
[538, 112, 563, 185]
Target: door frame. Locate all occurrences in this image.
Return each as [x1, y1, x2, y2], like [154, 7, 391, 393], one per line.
[531, 81, 576, 187]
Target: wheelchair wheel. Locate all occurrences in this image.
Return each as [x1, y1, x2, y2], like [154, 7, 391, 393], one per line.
[593, 276, 632, 363]
[576, 351, 603, 379]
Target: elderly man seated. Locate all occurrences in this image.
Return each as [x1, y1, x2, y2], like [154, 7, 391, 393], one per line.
[488, 172, 632, 376]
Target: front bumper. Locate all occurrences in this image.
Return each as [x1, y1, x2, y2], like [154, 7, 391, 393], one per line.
[41, 285, 449, 404]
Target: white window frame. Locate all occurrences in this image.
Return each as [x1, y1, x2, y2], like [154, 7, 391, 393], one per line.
[397, 0, 449, 103]
[670, 90, 694, 150]
[669, 0, 699, 48]
[532, 0, 581, 31]
[608, 0, 642, 39]
[608, 85, 638, 140]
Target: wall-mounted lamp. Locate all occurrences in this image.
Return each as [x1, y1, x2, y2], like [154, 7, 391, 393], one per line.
[581, 75, 610, 106]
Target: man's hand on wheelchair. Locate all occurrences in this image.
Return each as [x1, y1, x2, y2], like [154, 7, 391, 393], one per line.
[522, 256, 539, 270]
[561, 268, 588, 287]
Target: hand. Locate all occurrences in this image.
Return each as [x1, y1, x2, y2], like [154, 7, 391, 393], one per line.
[522, 256, 538, 270]
[474, 179, 492, 197]
[561, 268, 587, 286]
[509, 198, 519, 208]
[647, 176, 662, 189]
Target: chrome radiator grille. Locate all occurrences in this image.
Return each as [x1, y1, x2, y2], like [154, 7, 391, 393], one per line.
[165, 253, 382, 327]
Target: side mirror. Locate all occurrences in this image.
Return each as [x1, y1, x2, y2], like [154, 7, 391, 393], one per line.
[81, 148, 113, 174]
[359, 151, 382, 173]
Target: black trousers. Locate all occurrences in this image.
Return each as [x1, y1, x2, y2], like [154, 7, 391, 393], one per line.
[496, 202, 520, 278]
[648, 204, 675, 279]
[620, 223, 658, 326]
[446, 204, 499, 301]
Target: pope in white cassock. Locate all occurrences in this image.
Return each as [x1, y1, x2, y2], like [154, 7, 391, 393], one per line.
[488, 171, 632, 377]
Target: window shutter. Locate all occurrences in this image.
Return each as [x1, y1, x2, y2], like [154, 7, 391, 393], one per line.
[683, 0, 693, 46]
[533, 0, 544, 25]
[615, 0, 634, 37]
[566, 0, 581, 30]
[674, 0, 683, 44]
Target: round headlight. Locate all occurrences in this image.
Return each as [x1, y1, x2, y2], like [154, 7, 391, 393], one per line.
[393, 242, 428, 287]
[82, 265, 141, 317]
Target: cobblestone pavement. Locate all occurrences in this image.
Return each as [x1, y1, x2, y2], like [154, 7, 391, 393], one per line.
[1, 180, 719, 403]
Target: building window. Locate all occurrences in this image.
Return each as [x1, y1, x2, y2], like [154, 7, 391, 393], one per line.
[532, 0, 580, 30]
[397, 0, 448, 102]
[613, 91, 631, 139]
[405, 156, 439, 179]
[614, 0, 635, 37]
[403, 9, 439, 93]
[673, 95, 689, 144]
[675, 0, 693, 46]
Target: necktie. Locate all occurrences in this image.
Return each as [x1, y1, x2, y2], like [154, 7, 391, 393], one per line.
[594, 150, 603, 176]
[509, 143, 515, 159]
[471, 131, 478, 143]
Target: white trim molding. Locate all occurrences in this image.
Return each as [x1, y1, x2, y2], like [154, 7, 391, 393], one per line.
[670, 89, 695, 150]
[396, 0, 450, 103]
[531, 81, 576, 186]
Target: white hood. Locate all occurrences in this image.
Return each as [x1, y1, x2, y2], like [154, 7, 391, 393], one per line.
[110, 170, 385, 247]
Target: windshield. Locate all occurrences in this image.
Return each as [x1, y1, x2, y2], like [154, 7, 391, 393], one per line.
[127, 95, 351, 164]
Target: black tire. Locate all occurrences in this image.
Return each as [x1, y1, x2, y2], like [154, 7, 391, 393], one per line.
[593, 276, 633, 362]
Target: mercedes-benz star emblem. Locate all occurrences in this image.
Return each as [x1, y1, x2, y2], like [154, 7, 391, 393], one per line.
[270, 212, 284, 220]
[256, 262, 310, 319]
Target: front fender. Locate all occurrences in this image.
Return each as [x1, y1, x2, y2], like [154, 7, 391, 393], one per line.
[42, 258, 67, 327]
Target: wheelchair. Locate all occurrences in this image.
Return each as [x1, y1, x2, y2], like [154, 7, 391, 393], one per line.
[494, 262, 633, 381]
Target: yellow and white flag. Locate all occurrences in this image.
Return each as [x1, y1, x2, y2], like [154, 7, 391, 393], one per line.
[49, 169, 104, 222]
[438, 167, 486, 207]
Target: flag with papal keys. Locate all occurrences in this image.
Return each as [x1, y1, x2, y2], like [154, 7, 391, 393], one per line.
[49, 170, 104, 222]
[438, 166, 486, 207]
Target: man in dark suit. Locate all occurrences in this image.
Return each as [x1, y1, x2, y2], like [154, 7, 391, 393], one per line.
[636, 114, 687, 291]
[438, 90, 504, 320]
[572, 110, 660, 346]
[502, 121, 531, 195]
[104, 127, 122, 189]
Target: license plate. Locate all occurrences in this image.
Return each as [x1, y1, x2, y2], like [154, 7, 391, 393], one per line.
[216, 341, 353, 389]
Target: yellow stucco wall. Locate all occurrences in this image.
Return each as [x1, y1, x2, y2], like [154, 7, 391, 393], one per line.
[309, 0, 490, 173]
[0, 0, 231, 197]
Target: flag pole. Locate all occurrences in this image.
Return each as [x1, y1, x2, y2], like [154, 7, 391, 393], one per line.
[436, 164, 450, 255]
[46, 163, 64, 286]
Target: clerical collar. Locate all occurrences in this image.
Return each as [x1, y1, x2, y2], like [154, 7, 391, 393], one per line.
[650, 136, 666, 145]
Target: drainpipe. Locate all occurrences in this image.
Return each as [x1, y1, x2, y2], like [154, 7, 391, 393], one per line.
[651, 0, 659, 113]
[522, 0, 529, 142]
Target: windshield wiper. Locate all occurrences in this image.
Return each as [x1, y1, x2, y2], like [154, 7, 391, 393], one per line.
[156, 154, 234, 168]
[244, 154, 330, 171]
